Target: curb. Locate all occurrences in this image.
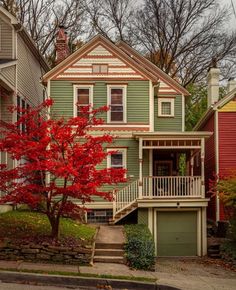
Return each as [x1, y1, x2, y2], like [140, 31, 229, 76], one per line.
[0, 270, 179, 290]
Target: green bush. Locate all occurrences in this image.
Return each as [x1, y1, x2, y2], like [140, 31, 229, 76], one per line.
[124, 224, 155, 270]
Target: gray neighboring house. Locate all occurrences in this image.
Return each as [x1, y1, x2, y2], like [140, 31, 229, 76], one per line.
[0, 6, 49, 212]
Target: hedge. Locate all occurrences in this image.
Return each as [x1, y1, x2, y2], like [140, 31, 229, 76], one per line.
[124, 224, 155, 270]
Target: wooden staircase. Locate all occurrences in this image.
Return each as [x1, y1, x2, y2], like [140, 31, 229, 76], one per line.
[111, 180, 139, 224]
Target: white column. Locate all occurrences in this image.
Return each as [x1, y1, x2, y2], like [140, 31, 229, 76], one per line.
[139, 138, 143, 199]
[201, 207, 207, 256]
[201, 138, 205, 198]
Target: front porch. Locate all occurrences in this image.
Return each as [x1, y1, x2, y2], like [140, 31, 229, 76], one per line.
[113, 132, 211, 223]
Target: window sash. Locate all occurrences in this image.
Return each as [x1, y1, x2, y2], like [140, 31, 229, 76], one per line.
[109, 87, 125, 122]
[92, 64, 108, 73]
[161, 102, 171, 115]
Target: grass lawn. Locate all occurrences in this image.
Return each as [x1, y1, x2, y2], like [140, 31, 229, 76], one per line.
[0, 210, 96, 247]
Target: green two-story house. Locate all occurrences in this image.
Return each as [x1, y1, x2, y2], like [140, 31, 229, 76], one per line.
[43, 32, 210, 257]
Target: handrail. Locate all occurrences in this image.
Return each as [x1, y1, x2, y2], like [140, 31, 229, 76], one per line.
[113, 179, 139, 216]
[113, 176, 203, 218]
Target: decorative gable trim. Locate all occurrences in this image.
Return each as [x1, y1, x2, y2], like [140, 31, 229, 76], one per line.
[117, 40, 190, 96]
[43, 35, 158, 83]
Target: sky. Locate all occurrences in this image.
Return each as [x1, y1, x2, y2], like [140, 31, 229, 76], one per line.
[221, 0, 236, 26]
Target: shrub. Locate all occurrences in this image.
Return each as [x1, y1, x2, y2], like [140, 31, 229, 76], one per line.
[124, 224, 155, 270]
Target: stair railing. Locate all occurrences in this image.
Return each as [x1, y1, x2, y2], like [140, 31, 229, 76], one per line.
[113, 179, 139, 217]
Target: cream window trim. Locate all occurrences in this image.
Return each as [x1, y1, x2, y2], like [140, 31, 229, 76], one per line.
[107, 148, 127, 177]
[158, 98, 175, 117]
[107, 85, 127, 123]
[73, 84, 94, 117]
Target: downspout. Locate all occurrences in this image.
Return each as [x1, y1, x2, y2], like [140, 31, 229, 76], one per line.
[150, 81, 160, 132]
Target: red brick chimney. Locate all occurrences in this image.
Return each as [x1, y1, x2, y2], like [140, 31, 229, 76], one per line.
[55, 25, 70, 65]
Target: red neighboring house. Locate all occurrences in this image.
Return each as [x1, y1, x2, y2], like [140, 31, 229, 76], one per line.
[195, 66, 236, 222]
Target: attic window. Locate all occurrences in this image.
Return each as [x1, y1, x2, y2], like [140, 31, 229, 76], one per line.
[158, 98, 175, 117]
[92, 64, 108, 74]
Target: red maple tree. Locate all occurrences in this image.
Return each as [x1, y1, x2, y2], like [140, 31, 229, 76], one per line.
[0, 100, 126, 239]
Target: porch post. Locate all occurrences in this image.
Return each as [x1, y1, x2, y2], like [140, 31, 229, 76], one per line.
[190, 150, 194, 177]
[201, 138, 205, 198]
[139, 138, 143, 199]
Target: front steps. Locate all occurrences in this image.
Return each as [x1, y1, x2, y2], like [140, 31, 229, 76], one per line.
[208, 244, 221, 259]
[111, 202, 138, 224]
[94, 242, 125, 264]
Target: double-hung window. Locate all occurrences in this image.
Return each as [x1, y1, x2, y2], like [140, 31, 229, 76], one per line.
[107, 148, 127, 176]
[17, 96, 30, 132]
[74, 85, 93, 117]
[107, 85, 126, 123]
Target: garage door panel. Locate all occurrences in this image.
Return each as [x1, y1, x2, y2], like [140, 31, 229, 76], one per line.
[158, 243, 197, 256]
[157, 211, 197, 256]
[158, 232, 196, 244]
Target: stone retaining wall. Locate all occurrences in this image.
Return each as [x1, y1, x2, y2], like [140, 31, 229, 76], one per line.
[0, 242, 92, 265]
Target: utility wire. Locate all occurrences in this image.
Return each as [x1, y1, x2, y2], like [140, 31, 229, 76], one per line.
[231, 0, 236, 19]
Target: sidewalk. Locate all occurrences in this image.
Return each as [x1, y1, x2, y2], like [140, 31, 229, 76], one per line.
[0, 259, 236, 290]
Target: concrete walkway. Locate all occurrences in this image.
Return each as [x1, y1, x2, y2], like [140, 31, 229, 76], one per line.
[95, 225, 125, 244]
[0, 258, 236, 290]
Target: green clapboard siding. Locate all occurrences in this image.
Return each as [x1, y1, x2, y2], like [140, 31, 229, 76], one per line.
[138, 208, 148, 226]
[127, 81, 149, 123]
[154, 95, 182, 131]
[50, 80, 149, 122]
[157, 211, 197, 256]
[93, 138, 149, 202]
[51, 81, 73, 118]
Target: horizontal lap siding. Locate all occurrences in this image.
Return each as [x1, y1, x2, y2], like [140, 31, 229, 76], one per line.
[93, 138, 148, 202]
[218, 112, 236, 175]
[1, 66, 16, 87]
[51, 81, 73, 118]
[51, 80, 149, 123]
[0, 89, 13, 123]
[218, 112, 236, 220]
[127, 81, 149, 123]
[154, 95, 182, 131]
[0, 18, 12, 59]
[17, 37, 44, 105]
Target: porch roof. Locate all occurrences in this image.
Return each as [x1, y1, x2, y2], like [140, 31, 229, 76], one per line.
[133, 131, 212, 140]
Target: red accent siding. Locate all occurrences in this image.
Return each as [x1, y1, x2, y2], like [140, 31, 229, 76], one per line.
[218, 112, 236, 175]
[200, 113, 216, 221]
[218, 112, 236, 220]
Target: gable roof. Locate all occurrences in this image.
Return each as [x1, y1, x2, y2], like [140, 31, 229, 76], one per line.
[0, 6, 49, 72]
[117, 40, 190, 96]
[43, 34, 158, 83]
[194, 87, 236, 130]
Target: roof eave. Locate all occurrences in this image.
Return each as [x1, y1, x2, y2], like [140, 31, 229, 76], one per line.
[13, 23, 50, 72]
[117, 40, 190, 96]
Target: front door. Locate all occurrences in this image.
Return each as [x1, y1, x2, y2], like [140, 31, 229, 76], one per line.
[154, 161, 172, 176]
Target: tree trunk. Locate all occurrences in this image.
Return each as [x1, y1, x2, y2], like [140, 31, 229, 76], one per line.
[48, 216, 60, 240]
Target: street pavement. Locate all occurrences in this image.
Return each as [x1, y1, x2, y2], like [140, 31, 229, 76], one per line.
[0, 258, 236, 290]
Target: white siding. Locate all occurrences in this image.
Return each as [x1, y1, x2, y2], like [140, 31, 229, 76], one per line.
[1, 66, 16, 87]
[17, 36, 44, 105]
[0, 18, 13, 59]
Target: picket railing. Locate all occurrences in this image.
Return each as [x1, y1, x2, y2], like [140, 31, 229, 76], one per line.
[113, 176, 203, 217]
[142, 176, 202, 198]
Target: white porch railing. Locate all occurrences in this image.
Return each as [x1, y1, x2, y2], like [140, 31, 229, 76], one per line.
[113, 179, 139, 215]
[142, 176, 202, 198]
[113, 176, 203, 217]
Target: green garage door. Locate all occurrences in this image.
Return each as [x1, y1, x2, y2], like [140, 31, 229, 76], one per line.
[157, 211, 197, 256]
